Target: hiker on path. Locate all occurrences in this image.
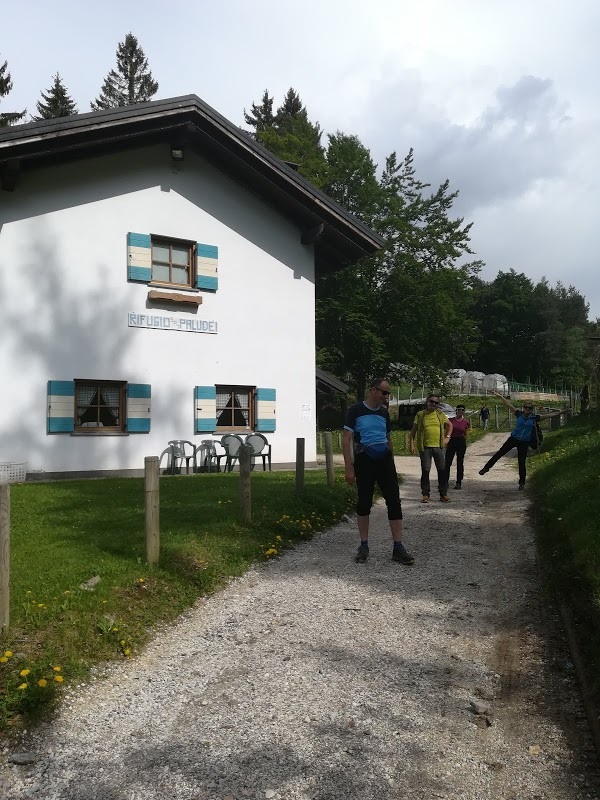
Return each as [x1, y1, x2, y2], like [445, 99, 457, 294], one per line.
[480, 403, 490, 430]
[343, 378, 414, 565]
[478, 392, 561, 489]
[445, 403, 470, 489]
[409, 393, 453, 503]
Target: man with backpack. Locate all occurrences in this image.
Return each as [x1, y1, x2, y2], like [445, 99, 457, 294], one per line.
[478, 392, 560, 489]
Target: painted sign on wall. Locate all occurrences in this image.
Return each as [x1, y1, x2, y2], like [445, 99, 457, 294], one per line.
[128, 312, 218, 334]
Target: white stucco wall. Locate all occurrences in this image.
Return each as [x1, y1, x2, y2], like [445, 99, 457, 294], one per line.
[0, 144, 317, 473]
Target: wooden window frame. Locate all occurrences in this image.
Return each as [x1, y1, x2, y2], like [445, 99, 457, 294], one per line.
[215, 385, 255, 432]
[74, 379, 126, 434]
[150, 235, 194, 289]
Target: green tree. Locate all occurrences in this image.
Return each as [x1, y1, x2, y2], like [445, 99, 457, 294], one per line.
[0, 56, 26, 126]
[274, 87, 304, 127]
[91, 33, 158, 110]
[34, 73, 78, 120]
[246, 87, 328, 187]
[471, 270, 536, 378]
[243, 89, 275, 133]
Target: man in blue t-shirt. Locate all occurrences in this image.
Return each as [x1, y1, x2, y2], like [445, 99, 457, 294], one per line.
[478, 392, 561, 488]
[343, 378, 413, 565]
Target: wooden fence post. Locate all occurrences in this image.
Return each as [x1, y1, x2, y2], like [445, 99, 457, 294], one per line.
[324, 431, 335, 487]
[495, 405, 499, 430]
[145, 456, 160, 565]
[404, 431, 409, 451]
[0, 484, 9, 631]
[239, 444, 252, 523]
[337, 432, 341, 450]
[296, 437, 305, 496]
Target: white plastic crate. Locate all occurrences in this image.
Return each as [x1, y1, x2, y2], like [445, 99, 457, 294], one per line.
[0, 462, 27, 483]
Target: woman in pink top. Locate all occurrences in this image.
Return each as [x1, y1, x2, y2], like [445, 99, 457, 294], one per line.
[445, 404, 470, 489]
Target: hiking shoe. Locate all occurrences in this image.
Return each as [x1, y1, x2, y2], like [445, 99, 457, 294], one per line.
[355, 544, 369, 563]
[454, 482, 462, 490]
[392, 543, 414, 565]
[422, 495, 430, 503]
[518, 482, 525, 490]
[440, 495, 451, 503]
[478, 467, 489, 476]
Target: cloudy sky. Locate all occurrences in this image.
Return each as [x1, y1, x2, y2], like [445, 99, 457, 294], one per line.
[3, 0, 599, 315]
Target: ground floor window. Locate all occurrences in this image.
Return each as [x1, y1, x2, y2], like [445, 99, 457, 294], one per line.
[75, 380, 125, 431]
[216, 386, 254, 431]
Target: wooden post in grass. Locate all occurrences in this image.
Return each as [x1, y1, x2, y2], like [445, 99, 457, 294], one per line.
[495, 405, 499, 430]
[0, 483, 10, 630]
[324, 431, 335, 487]
[239, 444, 252, 523]
[296, 437, 305, 496]
[145, 456, 160, 565]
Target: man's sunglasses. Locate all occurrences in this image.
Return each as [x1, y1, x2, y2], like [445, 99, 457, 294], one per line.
[428, 399, 440, 404]
[377, 388, 391, 396]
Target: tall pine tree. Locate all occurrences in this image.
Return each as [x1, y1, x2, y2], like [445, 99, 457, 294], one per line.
[91, 33, 158, 110]
[0, 56, 26, 126]
[34, 73, 78, 120]
[243, 89, 275, 133]
[245, 87, 328, 187]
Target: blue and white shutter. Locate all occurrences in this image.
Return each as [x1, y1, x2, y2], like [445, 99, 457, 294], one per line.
[256, 388, 276, 432]
[195, 386, 217, 432]
[196, 243, 218, 291]
[127, 233, 152, 283]
[47, 381, 75, 433]
[126, 384, 151, 432]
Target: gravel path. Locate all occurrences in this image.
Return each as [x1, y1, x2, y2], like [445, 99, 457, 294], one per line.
[2, 434, 599, 800]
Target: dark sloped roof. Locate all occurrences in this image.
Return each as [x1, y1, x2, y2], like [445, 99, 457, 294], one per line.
[0, 95, 384, 270]
[316, 368, 349, 394]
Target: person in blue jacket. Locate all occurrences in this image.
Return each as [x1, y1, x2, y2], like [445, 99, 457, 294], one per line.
[478, 392, 561, 489]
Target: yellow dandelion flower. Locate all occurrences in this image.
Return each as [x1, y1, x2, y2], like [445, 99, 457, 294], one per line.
[17, 683, 28, 690]
[54, 675, 64, 683]
[275, 535, 282, 541]
[124, 649, 131, 656]
[265, 548, 278, 557]
[120, 640, 126, 646]
[19, 669, 30, 677]
[138, 578, 144, 583]
[52, 666, 62, 672]
[37, 679, 48, 688]
[0, 657, 8, 664]
[4, 651, 13, 658]
[112, 627, 118, 632]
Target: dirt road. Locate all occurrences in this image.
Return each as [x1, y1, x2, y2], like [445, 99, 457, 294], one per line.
[2, 434, 599, 799]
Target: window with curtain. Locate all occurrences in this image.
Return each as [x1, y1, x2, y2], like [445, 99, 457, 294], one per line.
[75, 381, 124, 431]
[216, 386, 254, 431]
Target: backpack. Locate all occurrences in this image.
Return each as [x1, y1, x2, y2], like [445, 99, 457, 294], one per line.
[529, 420, 544, 450]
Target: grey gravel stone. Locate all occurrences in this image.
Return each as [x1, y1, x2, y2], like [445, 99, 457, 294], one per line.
[7, 753, 36, 765]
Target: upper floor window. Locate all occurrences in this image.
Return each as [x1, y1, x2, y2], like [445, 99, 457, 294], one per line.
[151, 237, 194, 287]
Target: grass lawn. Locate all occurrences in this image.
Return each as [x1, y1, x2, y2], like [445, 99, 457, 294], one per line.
[528, 411, 600, 702]
[0, 469, 355, 730]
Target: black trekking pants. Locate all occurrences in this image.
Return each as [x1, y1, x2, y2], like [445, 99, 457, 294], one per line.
[353, 451, 403, 519]
[483, 436, 530, 484]
[445, 437, 467, 483]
